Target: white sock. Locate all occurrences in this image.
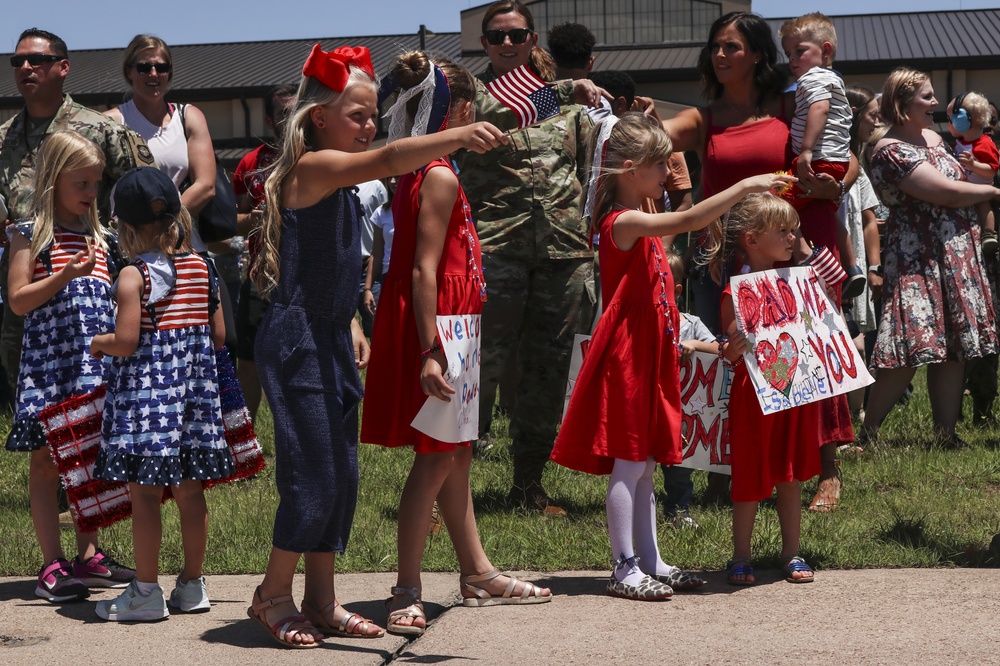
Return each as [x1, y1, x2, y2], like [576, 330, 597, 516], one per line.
[607, 458, 647, 587]
[135, 580, 159, 596]
[634, 458, 673, 577]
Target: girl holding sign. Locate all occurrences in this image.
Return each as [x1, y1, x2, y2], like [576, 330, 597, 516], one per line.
[361, 52, 551, 637]
[709, 193, 823, 585]
[249, 44, 505, 648]
[551, 113, 791, 599]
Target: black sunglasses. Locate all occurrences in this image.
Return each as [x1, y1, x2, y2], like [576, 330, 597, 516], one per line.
[484, 28, 532, 45]
[134, 61, 171, 75]
[10, 54, 63, 68]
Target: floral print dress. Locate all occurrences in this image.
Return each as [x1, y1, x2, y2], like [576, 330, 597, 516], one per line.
[869, 140, 997, 368]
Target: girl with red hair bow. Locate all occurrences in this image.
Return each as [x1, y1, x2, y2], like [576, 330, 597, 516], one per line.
[247, 43, 506, 649]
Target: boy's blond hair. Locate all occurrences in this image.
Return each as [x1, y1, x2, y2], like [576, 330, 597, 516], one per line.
[779, 12, 838, 60]
[666, 251, 685, 286]
[952, 91, 992, 130]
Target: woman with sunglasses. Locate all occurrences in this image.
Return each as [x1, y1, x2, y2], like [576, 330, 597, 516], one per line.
[458, 0, 603, 515]
[105, 35, 216, 244]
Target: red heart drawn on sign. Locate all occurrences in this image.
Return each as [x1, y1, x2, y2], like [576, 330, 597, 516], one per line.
[754, 332, 799, 397]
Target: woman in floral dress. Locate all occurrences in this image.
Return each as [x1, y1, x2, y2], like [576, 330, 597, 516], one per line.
[863, 68, 1000, 446]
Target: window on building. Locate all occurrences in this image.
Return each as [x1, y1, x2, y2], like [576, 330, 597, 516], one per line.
[536, 0, 721, 46]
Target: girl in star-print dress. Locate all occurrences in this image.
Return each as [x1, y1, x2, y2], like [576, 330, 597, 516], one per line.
[91, 167, 234, 621]
[6, 131, 134, 604]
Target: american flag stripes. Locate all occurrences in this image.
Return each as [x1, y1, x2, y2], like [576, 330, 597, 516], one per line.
[485, 64, 561, 129]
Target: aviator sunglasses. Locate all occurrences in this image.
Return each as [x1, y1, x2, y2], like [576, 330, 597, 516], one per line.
[10, 54, 63, 67]
[134, 61, 172, 75]
[484, 28, 532, 45]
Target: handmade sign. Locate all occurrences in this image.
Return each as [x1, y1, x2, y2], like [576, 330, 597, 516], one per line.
[731, 266, 873, 414]
[412, 314, 481, 442]
[677, 351, 732, 474]
[40, 347, 266, 532]
[562, 334, 592, 418]
[40, 386, 131, 533]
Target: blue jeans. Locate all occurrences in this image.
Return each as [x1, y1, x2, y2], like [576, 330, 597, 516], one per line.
[661, 465, 694, 514]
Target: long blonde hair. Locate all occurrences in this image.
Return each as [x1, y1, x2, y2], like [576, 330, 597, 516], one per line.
[253, 67, 376, 298]
[702, 193, 800, 284]
[587, 112, 672, 234]
[29, 130, 109, 260]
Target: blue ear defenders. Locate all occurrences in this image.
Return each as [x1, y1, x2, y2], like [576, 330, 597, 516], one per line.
[951, 93, 971, 133]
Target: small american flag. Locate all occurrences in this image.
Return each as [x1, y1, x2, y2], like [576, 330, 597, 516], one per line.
[485, 64, 561, 129]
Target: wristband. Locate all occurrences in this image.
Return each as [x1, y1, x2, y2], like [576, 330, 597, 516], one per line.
[833, 180, 846, 206]
[420, 342, 442, 359]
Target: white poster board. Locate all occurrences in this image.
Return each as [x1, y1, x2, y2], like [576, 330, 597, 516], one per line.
[677, 351, 732, 475]
[411, 314, 481, 443]
[562, 334, 592, 418]
[730, 266, 874, 414]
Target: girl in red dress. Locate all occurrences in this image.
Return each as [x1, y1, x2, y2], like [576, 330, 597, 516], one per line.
[361, 52, 551, 636]
[551, 113, 790, 600]
[708, 193, 822, 585]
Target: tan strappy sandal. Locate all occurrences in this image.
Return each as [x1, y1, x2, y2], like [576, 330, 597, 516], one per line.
[385, 586, 426, 636]
[460, 569, 552, 607]
[301, 599, 385, 639]
[246, 586, 322, 649]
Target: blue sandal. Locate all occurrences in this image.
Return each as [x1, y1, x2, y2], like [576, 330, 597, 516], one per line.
[726, 558, 755, 586]
[783, 556, 815, 583]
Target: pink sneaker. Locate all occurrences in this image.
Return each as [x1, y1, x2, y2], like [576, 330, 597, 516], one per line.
[36, 558, 90, 603]
[73, 549, 135, 588]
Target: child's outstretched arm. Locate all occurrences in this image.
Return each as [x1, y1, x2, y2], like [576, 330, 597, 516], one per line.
[90, 265, 142, 358]
[413, 167, 458, 402]
[612, 173, 795, 251]
[299, 123, 507, 200]
[7, 232, 96, 316]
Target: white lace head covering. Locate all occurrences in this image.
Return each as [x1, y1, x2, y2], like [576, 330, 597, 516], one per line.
[382, 64, 450, 143]
[583, 115, 620, 220]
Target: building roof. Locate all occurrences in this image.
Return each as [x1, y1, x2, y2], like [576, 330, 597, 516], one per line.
[0, 32, 463, 107]
[1, 9, 996, 106]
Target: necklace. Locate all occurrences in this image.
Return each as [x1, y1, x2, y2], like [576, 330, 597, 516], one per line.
[719, 97, 760, 120]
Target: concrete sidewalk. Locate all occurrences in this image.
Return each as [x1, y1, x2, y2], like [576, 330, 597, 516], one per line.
[1, 569, 998, 665]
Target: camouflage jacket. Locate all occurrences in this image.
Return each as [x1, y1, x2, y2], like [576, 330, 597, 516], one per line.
[457, 69, 594, 260]
[0, 94, 156, 225]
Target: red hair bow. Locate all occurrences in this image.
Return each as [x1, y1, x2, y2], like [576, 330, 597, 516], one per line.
[302, 44, 375, 92]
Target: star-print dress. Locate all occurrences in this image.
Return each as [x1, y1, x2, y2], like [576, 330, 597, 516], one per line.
[95, 251, 235, 485]
[5, 223, 116, 452]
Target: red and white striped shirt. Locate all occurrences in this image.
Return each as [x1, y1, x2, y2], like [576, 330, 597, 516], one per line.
[137, 253, 211, 331]
[33, 228, 112, 285]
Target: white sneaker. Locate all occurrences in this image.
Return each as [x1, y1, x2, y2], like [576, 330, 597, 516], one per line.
[96, 580, 169, 622]
[167, 576, 211, 613]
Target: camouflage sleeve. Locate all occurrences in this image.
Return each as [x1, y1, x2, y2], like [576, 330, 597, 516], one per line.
[104, 124, 157, 181]
[552, 80, 576, 106]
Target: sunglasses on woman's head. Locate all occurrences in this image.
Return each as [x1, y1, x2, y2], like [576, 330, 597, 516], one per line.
[484, 28, 532, 45]
[134, 61, 171, 75]
[10, 54, 63, 67]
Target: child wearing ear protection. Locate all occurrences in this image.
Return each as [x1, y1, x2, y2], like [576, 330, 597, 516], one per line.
[947, 91, 999, 255]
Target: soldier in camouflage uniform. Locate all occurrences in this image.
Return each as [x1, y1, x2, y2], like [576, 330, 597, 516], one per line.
[458, 2, 598, 514]
[0, 28, 155, 389]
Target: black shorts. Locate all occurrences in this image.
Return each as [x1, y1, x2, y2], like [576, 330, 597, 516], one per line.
[236, 279, 269, 361]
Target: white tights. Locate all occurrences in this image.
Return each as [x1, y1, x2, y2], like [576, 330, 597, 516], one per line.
[606, 457, 674, 584]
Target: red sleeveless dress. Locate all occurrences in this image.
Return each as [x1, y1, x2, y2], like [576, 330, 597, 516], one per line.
[550, 210, 682, 475]
[722, 285, 822, 502]
[361, 159, 486, 453]
[703, 105, 853, 446]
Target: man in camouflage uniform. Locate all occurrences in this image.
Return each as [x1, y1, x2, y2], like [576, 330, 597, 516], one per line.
[0, 28, 156, 388]
[459, 66, 595, 515]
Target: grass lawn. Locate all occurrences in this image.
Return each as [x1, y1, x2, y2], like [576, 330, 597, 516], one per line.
[0, 368, 998, 577]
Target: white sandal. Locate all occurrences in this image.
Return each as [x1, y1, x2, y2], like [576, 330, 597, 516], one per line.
[385, 586, 425, 636]
[460, 569, 552, 607]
